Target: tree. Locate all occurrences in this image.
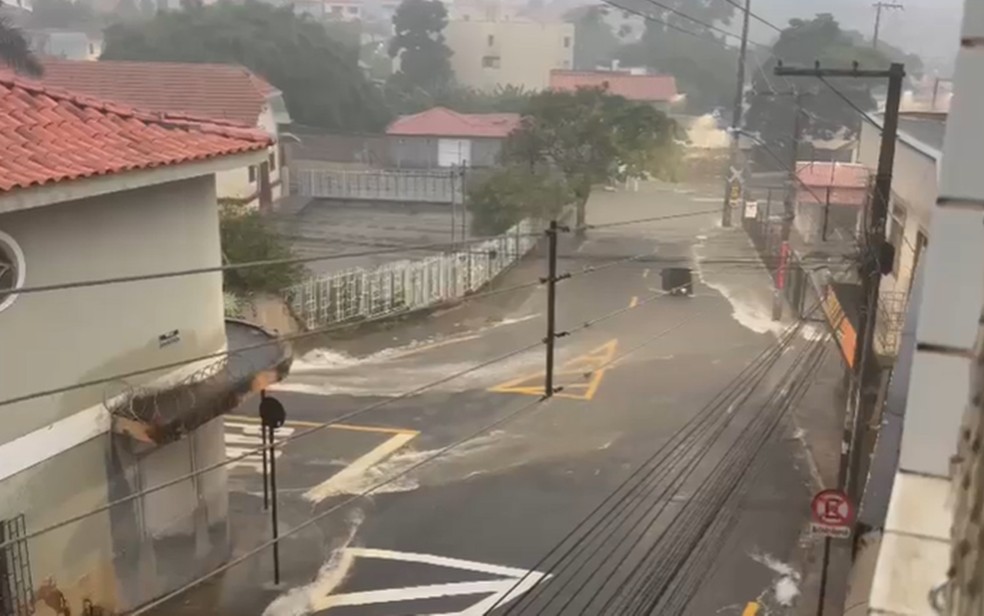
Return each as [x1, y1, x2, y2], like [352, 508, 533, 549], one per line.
[101, 1, 391, 131]
[388, 0, 453, 94]
[467, 166, 572, 235]
[219, 205, 305, 296]
[0, 13, 42, 75]
[387, 83, 533, 115]
[618, 24, 737, 114]
[27, 0, 102, 30]
[744, 14, 892, 154]
[565, 6, 620, 70]
[503, 88, 679, 230]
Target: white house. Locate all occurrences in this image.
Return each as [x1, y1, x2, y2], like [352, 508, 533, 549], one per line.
[0, 74, 290, 614]
[37, 58, 292, 212]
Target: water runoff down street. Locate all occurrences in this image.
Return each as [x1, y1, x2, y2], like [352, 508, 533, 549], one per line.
[144, 180, 846, 616]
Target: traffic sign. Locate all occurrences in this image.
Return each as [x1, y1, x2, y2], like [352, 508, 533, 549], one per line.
[810, 489, 855, 538]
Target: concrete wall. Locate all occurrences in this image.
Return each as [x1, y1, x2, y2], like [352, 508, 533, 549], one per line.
[214, 105, 283, 208]
[0, 174, 230, 613]
[389, 136, 504, 168]
[857, 120, 938, 298]
[0, 175, 226, 444]
[444, 19, 574, 91]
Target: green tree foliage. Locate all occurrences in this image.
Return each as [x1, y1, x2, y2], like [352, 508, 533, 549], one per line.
[101, 1, 391, 131]
[618, 25, 737, 114]
[388, 0, 453, 94]
[219, 205, 305, 295]
[0, 12, 41, 75]
[565, 5, 620, 70]
[27, 0, 101, 30]
[744, 13, 892, 151]
[502, 88, 679, 228]
[467, 167, 573, 235]
[388, 84, 533, 115]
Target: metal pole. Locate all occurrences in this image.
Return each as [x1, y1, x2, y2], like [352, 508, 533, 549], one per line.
[268, 424, 281, 585]
[721, 0, 752, 227]
[872, 3, 883, 50]
[816, 537, 831, 616]
[261, 422, 269, 510]
[822, 186, 831, 241]
[544, 220, 559, 397]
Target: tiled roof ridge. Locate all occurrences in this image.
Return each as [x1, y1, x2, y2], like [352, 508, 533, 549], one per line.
[0, 73, 269, 143]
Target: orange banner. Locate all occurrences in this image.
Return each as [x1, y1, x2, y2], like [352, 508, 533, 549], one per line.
[822, 286, 857, 367]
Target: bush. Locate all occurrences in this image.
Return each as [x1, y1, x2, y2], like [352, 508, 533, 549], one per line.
[219, 206, 305, 295]
[467, 166, 573, 236]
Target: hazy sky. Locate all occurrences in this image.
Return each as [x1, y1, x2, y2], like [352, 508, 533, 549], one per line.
[751, 0, 961, 73]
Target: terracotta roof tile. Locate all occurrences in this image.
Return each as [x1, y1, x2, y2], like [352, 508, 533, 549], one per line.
[37, 58, 275, 127]
[549, 70, 679, 103]
[0, 73, 270, 193]
[386, 107, 521, 138]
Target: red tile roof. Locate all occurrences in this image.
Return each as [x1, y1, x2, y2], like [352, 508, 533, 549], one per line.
[387, 107, 521, 138]
[38, 59, 275, 126]
[796, 162, 870, 206]
[0, 74, 271, 193]
[549, 70, 679, 103]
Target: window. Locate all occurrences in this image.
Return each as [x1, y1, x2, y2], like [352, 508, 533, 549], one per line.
[888, 201, 906, 276]
[0, 515, 34, 616]
[347, 5, 358, 13]
[269, 151, 276, 170]
[248, 165, 257, 183]
[563, 36, 571, 48]
[0, 231, 25, 314]
[487, 34, 495, 46]
[481, 56, 500, 69]
[331, 5, 342, 13]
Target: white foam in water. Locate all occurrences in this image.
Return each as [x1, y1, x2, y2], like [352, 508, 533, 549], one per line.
[751, 552, 802, 607]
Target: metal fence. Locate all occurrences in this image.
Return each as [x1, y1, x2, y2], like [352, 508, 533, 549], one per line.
[291, 167, 463, 204]
[287, 219, 540, 330]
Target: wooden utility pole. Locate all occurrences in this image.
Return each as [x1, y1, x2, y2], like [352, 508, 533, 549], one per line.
[872, 2, 903, 50]
[721, 0, 752, 227]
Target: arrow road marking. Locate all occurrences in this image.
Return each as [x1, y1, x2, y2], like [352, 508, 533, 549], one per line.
[311, 548, 549, 615]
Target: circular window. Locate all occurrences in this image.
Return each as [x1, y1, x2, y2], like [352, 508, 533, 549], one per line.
[0, 230, 26, 313]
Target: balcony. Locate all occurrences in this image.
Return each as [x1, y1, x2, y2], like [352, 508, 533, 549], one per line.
[109, 320, 292, 446]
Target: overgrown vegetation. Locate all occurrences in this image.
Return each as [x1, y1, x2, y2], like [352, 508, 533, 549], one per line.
[101, 1, 392, 131]
[219, 205, 305, 296]
[501, 87, 680, 230]
[467, 167, 572, 235]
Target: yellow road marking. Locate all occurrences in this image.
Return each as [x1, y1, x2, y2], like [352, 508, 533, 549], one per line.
[629, 296, 639, 308]
[742, 602, 760, 616]
[227, 414, 417, 435]
[488, 340, 619, 400]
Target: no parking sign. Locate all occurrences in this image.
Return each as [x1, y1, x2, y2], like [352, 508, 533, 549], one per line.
[810, 489, 854, 539]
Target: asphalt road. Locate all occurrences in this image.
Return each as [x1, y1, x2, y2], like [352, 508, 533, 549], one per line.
[153, 182, 838, 616]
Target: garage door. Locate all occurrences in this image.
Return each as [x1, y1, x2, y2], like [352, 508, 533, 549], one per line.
[437, 139, 471, 167]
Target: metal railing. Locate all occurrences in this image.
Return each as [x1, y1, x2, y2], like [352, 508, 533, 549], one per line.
[290, 168, 464, 204]
[287, 219, 539, 330]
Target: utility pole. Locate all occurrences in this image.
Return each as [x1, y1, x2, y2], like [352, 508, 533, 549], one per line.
[721, 0, 752, 227]
[544, 220, 559, 398]
[871, 2, 903, 50]
[777, 62, 904, 614]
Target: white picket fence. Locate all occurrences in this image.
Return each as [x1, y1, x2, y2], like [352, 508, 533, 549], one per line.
[287, 219, 540, 330]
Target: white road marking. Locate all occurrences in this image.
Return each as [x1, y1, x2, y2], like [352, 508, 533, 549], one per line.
[642, 268, 651, 279]
[692, 196, 722, 202]
[224, 418, 295, 474]
[309, 548, 550, 614]
[303, 432, 417, 503]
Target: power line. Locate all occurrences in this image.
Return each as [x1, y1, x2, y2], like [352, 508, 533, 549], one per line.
[600, 0, 740, 50]
[717, 0, 784, 32]
[3, 210, 718, 297]
[0, 337, 544, 551]
[0, 276, 545, 409]
[491, 315, 810, 614]
[129, 394, 550, 616]
[634, 0, 766, 47]
[817, 74, 884, 130]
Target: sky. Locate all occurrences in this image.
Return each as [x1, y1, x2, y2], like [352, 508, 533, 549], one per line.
[752, 0, 961, 74]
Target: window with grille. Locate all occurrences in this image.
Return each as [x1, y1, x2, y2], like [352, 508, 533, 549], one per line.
[888, 201, 906, 276]
[0, 515, 34, 616]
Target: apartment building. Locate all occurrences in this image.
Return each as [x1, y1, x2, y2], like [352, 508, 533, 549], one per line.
[444, 15, 574, 91]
